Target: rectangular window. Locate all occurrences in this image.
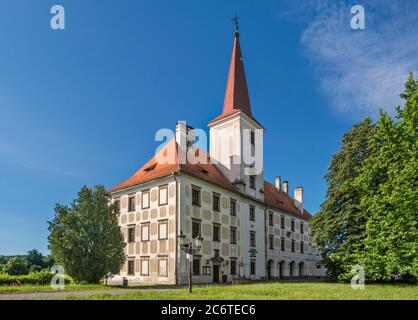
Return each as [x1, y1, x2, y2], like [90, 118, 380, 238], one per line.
[300, 223, 304, 234]
[212, 193, 220, 212]
[230, 259, 237, 275]
[301, 241, 304, 254]
[127, 260, 135, 275]
[249, 175, 256, 189]
[249, 205, 255, 221]
[250, 231, 256, 247]
[192, 257, 201, 275]
[269, 235, 274, 249]
[250, 131, 255, 146]
[291, 219, 295, 232]
[213, 223, 220, 242]
[281, 237, 285, 251]
[158, 185, 168, 206]
[158, 220, 168, 240]
[268, 212, 274, 226]
[141, 258, 149, 276]
[202, 266, 211, 275]
[230, 227, 237, 244]
[158, 258, 168, 277]
[141, 190, 150, 209]
[192, 219, 201, 238]
[281, 216, 285, 229]
[192, 186, 201, 206]
[114, 199, 120, 215]
[141, 223, 150, 241]
[127, 225, 135, 243]
[230, 199, 237, 216]
[250, 260, 256, 275]
[291, 240, 295, 252]
[128, 195, 136, 212]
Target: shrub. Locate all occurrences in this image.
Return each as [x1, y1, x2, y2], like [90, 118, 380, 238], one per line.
[0, 270, 72, 286]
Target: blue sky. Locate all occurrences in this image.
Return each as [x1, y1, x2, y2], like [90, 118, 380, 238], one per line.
[1, 0, 417, 255]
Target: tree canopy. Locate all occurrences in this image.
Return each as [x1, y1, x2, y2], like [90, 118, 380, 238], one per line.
[312, 74, 418, 282]
[311, 118, 376, 279]
[48, 185, 125, 283]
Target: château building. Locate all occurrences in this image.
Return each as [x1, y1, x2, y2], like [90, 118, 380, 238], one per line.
[108, 25, 325, 285]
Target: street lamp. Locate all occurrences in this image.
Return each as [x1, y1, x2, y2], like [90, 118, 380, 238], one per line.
[239, 258, 249, 278]
[178, 230, 203, 293]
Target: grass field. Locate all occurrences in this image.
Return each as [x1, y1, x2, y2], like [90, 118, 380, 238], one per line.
[0, 283, 110, 294]
[1, 281, 416, 299]
[63, 281, 418, 300]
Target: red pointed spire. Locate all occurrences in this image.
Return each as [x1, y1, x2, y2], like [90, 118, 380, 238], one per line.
[222, 33, 252, 117]
[209, 20, 262, 126]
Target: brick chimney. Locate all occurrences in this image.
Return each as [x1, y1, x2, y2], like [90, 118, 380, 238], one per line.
[294, 187, 303, 213]
[283, 181, 289, 194]
[275, 176, 282, 191]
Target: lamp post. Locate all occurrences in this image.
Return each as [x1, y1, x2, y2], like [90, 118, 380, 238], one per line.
[177, 231, 203, 293]
[239, 259, 249, 278]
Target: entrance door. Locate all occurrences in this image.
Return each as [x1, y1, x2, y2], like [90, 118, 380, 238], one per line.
[213, 265, 220, 283]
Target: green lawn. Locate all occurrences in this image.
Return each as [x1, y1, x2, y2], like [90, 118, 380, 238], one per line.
[64, 281, 418, 300]
[0, 283, 110, 294]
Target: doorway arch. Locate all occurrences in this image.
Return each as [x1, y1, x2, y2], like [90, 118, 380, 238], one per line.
[267, 260, 274, 280]
[289, 261, 295, 277]
[298, 262, 304, 277]
[278, 261, 285, 279]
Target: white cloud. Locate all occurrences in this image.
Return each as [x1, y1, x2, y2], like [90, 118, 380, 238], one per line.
[296, 0, 418, 117]
[0, 140, 81, 177]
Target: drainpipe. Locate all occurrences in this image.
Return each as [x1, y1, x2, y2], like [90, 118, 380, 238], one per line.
[264, 207, 268, 280]
[174, 173, 180, 285]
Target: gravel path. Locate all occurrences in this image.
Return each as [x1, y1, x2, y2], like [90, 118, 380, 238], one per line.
[0, 288, 150, 300]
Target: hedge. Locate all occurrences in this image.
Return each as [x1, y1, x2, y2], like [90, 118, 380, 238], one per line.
[0, 270, 72, 286]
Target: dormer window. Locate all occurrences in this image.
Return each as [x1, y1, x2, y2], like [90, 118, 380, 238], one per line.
[144, 163, 157, 172]
[196, 166, 209, 174]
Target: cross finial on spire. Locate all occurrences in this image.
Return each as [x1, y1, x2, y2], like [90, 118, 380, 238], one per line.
[232, 16, 239, 38]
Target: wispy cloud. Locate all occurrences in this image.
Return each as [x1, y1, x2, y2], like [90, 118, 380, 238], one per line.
[281, 0, 418, 117]
[0, 140, 81, 177]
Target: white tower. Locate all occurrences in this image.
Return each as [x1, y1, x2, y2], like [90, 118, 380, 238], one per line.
[208, 24, 264, 200]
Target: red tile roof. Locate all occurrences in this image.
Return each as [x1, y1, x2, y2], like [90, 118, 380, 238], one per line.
[263, 182, 312, 220]
[109, 139, 311, 220]
[109, 139, 236, 193]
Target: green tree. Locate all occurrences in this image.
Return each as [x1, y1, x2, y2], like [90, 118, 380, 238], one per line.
[42, 254, 55, 269]
[48, 185, 125, 283]
[311, 118, 376, 280]
[26, 249, 46, 270]
[3, 257, 29, 275]
[356, 73, 418, 281]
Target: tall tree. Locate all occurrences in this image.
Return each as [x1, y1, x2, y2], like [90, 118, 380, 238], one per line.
[356, 74, 418, 281]
[2, 257, 29, 275]
[311, 118, 376, 280]
[48, 185, 125, 283]
[26, 249, 46, 272]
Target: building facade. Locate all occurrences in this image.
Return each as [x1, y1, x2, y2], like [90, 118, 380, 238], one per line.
[108, 27, 325, 285]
